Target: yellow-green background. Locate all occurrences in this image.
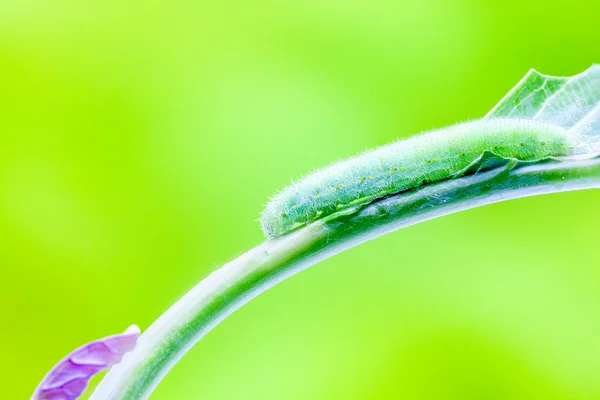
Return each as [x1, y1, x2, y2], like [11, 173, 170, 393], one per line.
[1, 1, 599, 399]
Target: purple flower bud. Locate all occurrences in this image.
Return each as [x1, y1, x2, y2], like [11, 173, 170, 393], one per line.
[32, 325, 140, 400]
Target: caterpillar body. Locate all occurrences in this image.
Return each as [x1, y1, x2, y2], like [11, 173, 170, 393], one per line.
[261, 118, 575, 238]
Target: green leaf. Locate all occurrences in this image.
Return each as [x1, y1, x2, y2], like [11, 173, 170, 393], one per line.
[486, 64, 600, 154]
[91, 66, 600, 400]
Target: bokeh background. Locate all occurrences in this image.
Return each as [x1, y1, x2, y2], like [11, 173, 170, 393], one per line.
[2, 1, 599, 399]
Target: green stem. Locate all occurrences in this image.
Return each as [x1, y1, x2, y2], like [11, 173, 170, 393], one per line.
[91, 153, 600, 400]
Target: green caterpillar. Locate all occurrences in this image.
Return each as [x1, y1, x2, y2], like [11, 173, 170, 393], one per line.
[261, 118, 575, 238]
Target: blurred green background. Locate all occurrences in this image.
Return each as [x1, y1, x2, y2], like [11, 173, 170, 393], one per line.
[1, 1, 599, 399]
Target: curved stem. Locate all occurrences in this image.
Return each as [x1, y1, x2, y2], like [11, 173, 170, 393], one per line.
[91, 154, 600, 400]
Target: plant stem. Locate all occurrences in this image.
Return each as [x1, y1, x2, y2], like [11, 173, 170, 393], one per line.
[91, 154, 600, 400]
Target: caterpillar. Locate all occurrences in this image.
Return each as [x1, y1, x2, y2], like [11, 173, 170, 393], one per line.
[261, 118, 575, 238]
